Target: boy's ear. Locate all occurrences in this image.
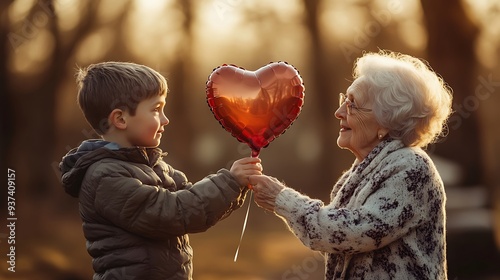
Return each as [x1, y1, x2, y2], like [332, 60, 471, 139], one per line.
[108, 109, 127, 130]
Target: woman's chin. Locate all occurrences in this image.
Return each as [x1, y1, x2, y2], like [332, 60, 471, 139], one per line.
[337, 137, 349, 149]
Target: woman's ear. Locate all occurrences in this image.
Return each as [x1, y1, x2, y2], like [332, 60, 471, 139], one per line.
[108, 109, 127, 130]
[377, 127, 390, 139]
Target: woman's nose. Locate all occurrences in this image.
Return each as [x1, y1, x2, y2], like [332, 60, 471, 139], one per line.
[335, 103, 346, 120]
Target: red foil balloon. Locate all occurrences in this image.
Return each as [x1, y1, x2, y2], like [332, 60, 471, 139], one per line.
[206, 62, 305, 157]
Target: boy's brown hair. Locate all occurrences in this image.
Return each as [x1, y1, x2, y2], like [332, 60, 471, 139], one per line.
[76, 61, 168, 135]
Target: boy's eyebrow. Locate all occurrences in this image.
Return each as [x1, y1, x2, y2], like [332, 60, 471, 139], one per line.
[153, 100, 166, 106]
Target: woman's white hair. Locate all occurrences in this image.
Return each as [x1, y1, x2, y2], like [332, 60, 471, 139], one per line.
[353, 50, 453, 148]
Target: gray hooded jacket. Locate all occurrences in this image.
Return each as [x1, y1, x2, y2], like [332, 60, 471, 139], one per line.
[60, 140, 247, 280]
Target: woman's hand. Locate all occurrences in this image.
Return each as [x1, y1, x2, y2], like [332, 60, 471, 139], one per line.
[248, 175, 285, 212]
[229, 157, 263, 187]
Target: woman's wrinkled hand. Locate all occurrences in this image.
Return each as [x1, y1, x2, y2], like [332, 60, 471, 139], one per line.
[248, 175, 285, 212]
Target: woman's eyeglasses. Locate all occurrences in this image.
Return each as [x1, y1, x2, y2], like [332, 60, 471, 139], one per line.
[339, 93, 372, 115]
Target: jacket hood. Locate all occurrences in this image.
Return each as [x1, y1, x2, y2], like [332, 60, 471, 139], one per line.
[59, 139, 164, 197]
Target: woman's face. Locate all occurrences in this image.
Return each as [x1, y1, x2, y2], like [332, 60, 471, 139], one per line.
[335, 78, 387, 161]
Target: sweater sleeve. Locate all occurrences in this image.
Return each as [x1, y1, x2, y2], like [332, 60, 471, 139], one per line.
[90, 162, 247, 239]
[274, 155, 444, 254]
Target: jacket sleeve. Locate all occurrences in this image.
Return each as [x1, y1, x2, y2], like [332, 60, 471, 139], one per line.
[89, 161, 247, 239]
[273, 156, 445, 254]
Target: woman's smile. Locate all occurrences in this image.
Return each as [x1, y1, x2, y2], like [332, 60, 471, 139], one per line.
[340, 123, 351, 132]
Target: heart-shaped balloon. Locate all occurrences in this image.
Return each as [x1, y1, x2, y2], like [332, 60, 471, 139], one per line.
[206, 62, 305, 157]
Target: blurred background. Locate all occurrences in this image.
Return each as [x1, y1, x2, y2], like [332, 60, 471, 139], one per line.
[1, 0, 500, 279]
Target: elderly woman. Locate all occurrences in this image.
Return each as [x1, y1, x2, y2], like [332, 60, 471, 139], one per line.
[249, 51, 452, 279]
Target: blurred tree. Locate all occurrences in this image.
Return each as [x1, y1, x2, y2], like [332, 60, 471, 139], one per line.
[303, 0, 339, 194]
[421, 0, 483, 186]
[0, 0, 101, 201]
[301, 0, 407, 196]
[162, 0, 196, 172]
[30, 0, 97, 195]
[0, 1, 135, 278]
[422, 0, 500, 266]
[1, 0, 139, 201]
[0, 0, 14, 211]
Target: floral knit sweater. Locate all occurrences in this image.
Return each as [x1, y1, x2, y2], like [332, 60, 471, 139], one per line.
[275, 139, 447, 279]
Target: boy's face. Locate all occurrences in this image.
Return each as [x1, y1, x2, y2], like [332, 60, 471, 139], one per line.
[124, 94, 169, 148]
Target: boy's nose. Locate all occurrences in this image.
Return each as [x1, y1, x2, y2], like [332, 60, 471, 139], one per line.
[161, 113, 169, 126]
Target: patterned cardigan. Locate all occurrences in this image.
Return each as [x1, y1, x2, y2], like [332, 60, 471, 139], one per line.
[275, 139, 447, 279]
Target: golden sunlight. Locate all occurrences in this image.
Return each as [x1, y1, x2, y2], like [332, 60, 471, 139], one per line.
[464, 0, 500, 68]
[7, 0, 36, 23]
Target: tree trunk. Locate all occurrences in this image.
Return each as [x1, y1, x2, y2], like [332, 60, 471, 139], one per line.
[16, 0, 99, 197]
[163, 0, 196, 173]
[0, 0, 15, 211]
[302, 0, 341, 198]
[421, 0, 483, 186]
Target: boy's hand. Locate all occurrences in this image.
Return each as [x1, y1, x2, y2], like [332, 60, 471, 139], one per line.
[230, 157, 263, 187]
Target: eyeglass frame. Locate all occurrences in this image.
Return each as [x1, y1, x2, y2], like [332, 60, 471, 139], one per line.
[339, 93, 372, 115]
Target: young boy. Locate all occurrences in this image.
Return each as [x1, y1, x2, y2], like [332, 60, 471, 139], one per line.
[59, 62, 262, 280]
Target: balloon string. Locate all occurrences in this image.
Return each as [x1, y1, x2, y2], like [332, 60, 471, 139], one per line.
[233, 190, 252, 262]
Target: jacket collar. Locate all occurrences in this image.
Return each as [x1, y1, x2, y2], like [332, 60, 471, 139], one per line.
[60, 139, 166, 197]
